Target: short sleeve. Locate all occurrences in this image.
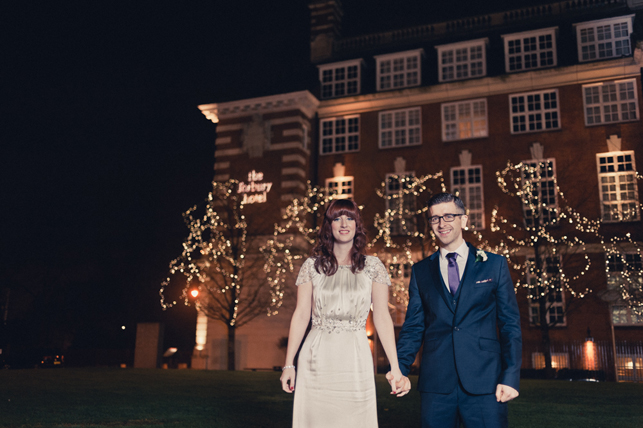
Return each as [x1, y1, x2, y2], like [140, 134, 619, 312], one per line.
[365, 256, 391, 286]
[295, 258, 316, 286]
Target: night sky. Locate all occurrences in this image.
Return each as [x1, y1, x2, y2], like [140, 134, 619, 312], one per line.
[3, 0, 549, 358]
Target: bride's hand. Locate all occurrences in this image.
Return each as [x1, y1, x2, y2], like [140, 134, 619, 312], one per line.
[386, 369, 411, 397]
[280, 367, 296, 393]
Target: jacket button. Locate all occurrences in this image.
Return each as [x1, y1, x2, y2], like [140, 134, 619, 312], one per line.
[454, 327, 460, 331]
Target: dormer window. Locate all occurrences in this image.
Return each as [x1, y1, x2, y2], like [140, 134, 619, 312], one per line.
[318, 59, 363, 99]
[374, 49, 424, 91]
[436, 39, 487, 83]
[574, 15, 634, 63]
[502, 27, 557, 73]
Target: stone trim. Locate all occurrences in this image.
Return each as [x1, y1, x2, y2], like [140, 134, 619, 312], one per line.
[282, 167, 306, 178]
[282, 154, 307, 165]
[317, 58, 640, 117]
[281, 180, 307, 190]
[199, 90, 319, 123]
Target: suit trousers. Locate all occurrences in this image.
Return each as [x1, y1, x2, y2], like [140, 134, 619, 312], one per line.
[420, 381, 508, 428]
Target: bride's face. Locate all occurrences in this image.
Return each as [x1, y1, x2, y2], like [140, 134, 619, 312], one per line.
[331, 215, 356, 244]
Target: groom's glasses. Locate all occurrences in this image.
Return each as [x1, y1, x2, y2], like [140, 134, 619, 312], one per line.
[429, 214, 464, 224]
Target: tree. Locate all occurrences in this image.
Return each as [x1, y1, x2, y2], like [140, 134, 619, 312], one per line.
[489, 160, 603, 376]
[600, 168, 643, 317]
[261, 182, 334, 310]
[160, 179, 284, 370]
[369, 172, 445, 307]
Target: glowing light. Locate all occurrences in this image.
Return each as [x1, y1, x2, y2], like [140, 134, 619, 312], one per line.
[584, 338, 597, 371]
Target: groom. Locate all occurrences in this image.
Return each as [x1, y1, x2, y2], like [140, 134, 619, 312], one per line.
[388, 192, 522, 428]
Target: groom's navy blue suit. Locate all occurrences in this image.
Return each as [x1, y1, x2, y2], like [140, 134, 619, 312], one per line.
[397, 243, 521, 423]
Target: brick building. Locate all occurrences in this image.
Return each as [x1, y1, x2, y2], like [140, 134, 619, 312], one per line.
[194, 0, 643, 380]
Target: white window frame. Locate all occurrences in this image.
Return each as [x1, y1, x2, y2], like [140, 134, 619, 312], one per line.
[320, 116, 360, 155]
[442, 98, 488, 141]
[502, 27, 558, 73]
[375, 49, 423, 91]
[596, 151, 640, 222]
[379, 107, 422, 149]
[527, 255, 567, 327]
[583, 79, 639, 126]
[318, 59, 363, 99]
[450, 165, 485, 230]
[509, 89, 560, 134]
[574, 15, 634, 63]
[521, 159, 559, 227]
[385, 172, 417, 236]
[326, 176, 354, 200]
[436, 38, 487, 83]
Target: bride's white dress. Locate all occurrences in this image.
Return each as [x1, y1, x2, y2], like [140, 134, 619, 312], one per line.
[292, 256, 391, 428]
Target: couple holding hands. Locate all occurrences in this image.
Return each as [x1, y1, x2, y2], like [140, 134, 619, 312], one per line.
[280, 193, 522, 428]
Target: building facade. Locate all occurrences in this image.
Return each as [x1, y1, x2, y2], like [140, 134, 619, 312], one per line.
[195, 0, 643, 380]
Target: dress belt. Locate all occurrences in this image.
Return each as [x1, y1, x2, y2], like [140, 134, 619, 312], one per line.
[312, 317, 366, 333]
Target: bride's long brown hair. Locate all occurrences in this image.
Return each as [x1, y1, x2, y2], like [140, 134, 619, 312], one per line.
[312, 199, 367, 276]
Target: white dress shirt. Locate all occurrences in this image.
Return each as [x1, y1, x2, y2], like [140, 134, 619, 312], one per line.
[439, 240, 469, 292]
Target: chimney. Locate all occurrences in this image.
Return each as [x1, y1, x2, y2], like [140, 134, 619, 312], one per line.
[309, 0, 343, 63]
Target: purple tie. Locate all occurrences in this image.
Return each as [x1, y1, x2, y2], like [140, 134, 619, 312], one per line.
[447, 252, 460, 295]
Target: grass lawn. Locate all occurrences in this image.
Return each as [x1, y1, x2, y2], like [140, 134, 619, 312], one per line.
[0, 368, 641, 428]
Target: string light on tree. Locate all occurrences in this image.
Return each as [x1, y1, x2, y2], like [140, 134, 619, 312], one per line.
[159, 179, 283, 371]
[489, 161, 606, 376]
[370, 172, 445, 306]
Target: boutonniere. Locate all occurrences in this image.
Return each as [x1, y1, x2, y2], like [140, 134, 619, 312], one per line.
[475, 250, 488, 263]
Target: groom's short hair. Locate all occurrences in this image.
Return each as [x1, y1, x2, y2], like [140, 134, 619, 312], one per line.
[427, 192, 466, 214]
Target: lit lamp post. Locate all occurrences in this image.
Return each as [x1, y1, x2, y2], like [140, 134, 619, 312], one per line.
[583, 328, 597, 373]
[189, 288, 209, 369]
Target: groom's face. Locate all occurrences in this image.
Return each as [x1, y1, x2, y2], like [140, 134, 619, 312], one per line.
[429, 201, 468, 251]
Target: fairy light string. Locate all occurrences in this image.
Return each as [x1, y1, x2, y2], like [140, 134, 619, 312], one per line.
[370, 172, 445, 306]
[160, 179, 278, 328]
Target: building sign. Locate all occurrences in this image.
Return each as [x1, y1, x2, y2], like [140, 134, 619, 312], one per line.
[238, 170, 273, 204]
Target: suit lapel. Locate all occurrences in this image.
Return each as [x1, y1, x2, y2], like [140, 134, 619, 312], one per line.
[427, 252, 454, 313]
[454, 244, 479, 312]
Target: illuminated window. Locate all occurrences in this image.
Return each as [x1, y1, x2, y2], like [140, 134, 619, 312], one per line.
[616, 355, 643, 382]
[375, 49, 423, 91]
[521, 159, 558, 227]
[607, 253, 642, 291]
[442, 99, 488, 141]
[326, 176, 354, 200]
[575, 15, 634, 62]
[379, 107, 421, 148]
[510, 89, 560, 134]
[596, 151, 639, 222]
[320, 116, 360, 154]
[583, 79, 639, 126]
[451, 165, 484, 230]
[532, 352, 570, 369]
[503, 27, 557, 72]
[612, 306, 643, 325]
[527, 256, 566, 326]
[386, 173, 416, 236]
[318, 59, 362, 99]
[436, 39, 487, 82]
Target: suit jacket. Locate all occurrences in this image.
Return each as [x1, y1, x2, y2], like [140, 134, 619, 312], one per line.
[397, 243, 522, 395]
